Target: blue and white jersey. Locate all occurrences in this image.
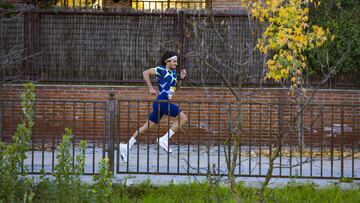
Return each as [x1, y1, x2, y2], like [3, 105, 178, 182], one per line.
[155, 66, 177, 100]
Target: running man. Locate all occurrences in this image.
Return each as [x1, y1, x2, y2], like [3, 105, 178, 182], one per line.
[119, 51, 188, 162]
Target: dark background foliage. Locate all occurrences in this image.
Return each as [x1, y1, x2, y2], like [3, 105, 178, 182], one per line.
[308, 0, 360, 84]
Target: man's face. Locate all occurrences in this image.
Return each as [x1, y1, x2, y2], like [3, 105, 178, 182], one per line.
[166, 59, 178, 70]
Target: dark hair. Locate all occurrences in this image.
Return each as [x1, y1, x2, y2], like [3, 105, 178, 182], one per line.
[160, 51, 177, 66]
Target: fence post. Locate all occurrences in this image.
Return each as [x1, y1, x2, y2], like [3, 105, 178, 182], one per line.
[177, 11, 186, 72]
[107, 93, 115, 175]
[206, 0, 212, 9]
[0, 100, 2, 142]
[179, 11, 187, 73]
[23, 11, 31, 80]
[23, 11, 40, 81]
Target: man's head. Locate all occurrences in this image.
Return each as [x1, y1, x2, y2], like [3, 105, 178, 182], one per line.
[161, 51, 178, 70]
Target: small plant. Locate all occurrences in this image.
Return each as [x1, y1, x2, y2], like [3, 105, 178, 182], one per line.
[92, 158, 113, 201]
[339, 177, 353, 183]
[0, 2, 16, 9]
[34, 170, 55, 202]
[0, 83, 35, 202]
[53, 128, 87, 198]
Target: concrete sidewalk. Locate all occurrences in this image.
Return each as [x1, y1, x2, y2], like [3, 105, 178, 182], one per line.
[25, 143, 360, 187]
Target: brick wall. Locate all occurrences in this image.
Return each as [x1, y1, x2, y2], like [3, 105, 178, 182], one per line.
[1, 84, 359, 146]
[3, 84, 360, 104]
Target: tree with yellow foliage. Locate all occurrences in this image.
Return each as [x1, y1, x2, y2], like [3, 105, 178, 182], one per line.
[242, 1, 333, 201]
[245, 0, 331, 89]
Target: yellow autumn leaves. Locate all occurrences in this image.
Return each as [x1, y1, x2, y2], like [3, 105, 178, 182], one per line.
[244, 0, 333, 86]
[240, 148, 360, 159]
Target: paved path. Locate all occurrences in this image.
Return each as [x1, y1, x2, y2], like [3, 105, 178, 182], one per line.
[25, 144, 360, 187]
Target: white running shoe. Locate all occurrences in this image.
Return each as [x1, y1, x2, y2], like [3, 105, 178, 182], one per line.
[157, 137, 172, 153]
[119, 143, 128, 163]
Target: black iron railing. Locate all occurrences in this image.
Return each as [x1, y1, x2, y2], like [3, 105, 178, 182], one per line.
[1, 96, 359, 179]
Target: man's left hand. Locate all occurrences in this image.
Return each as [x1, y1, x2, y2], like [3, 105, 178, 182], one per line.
[180, 69, 187, 80]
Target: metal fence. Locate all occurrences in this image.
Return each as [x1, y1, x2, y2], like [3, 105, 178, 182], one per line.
[1, 9, 358, 88]
[1, 10, 262, 85]
[0, 99, 108, 174]
[1, 96, 359, 179]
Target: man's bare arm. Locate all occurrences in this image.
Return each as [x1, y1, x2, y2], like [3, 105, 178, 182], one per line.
[143, 68, 157, 95]
[176, 69, 187, 89]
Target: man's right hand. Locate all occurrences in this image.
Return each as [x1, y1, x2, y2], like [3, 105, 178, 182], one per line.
[149, 87, 157, 95]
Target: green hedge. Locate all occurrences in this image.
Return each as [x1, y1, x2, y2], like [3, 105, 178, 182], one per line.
[309, 0, 360, 76]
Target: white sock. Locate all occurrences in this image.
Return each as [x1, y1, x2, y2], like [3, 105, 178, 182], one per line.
[128, 137, 136, 149]
[161, 129, 175, 141]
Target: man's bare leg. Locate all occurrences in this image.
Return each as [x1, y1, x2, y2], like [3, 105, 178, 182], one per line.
[120, 120, 155, 162]
[132, 120, 156, 139]
[170, 111, 188, 133]
[157, 112, 188, 153]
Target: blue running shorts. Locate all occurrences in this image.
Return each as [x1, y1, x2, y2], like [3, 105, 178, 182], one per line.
[148, 101, 181, 124]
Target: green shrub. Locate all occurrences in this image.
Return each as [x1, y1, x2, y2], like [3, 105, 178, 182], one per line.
[53, 128, 87, 199]
[0, 83, 35, 202]
[92, 158, 113, 202]
[33, 171, 55, 202]
[0, 2, 16, 9]
[309, 0, 360, 78]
